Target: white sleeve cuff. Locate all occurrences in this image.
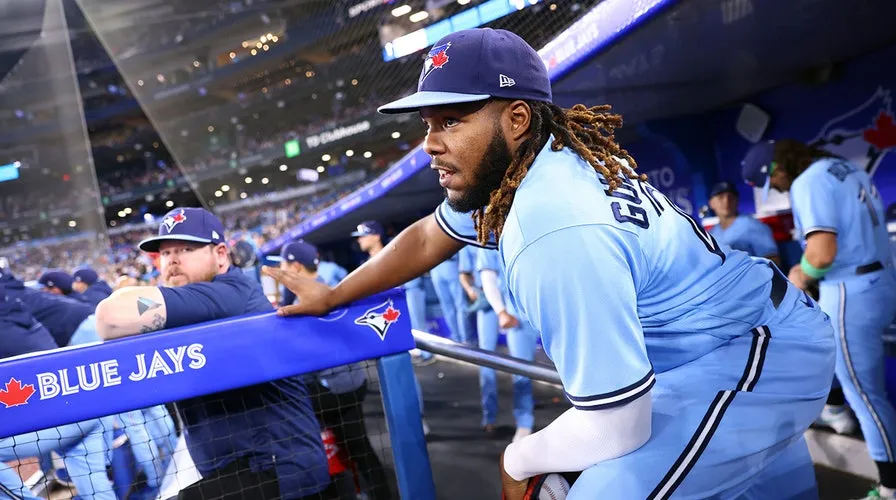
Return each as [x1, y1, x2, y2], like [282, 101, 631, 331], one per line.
[479, 269, 506, 314]
[503, 391, 652, 481]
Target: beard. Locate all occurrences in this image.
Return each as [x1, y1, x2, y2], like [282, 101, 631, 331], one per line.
[445, 127, 513, 214]
[163, 263, 216, 287]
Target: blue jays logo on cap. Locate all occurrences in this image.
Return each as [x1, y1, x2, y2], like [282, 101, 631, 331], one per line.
[162, 210, 187, 233]
[420, 42, 451, 85]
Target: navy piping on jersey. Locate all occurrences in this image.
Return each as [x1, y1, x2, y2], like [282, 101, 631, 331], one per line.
[434, 204, 497, 249]
[565, 370, 656, 410]
[803, 226, 839, 237]
[837, 283, 895, 461]
[0, 482, 22, 499]
[647, 326, 771, 499]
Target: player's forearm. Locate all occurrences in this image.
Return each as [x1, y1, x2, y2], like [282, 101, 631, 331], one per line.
[804, 232, 838, 269]
[95, 286, 168, 340]
[329, 215, 464, 308]
[459, 273, 477, 295]
[480, 270, 506, 314]
[503, 392, 652, 481]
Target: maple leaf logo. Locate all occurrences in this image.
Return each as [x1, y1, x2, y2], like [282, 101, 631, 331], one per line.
[161, 210, 187, 233]
[0, 377, 36, 408]
[864, 111, 896, 150]
[430, 50, 448, 68]
[355, 300, 402, 341]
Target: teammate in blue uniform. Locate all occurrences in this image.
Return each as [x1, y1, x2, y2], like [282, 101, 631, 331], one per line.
[95, 207, 329, 499]
[743, 139, 896, 499]
[266, 28, 835, 499]
[38, 270, 83, 301]
[429, 251, 470, 344]
[317, 259, 348, 287]
[0, 288, 116, 499]
[72, 267, 113, 306]
[707, 181, 780, 265]
[476, 247, 537, 442]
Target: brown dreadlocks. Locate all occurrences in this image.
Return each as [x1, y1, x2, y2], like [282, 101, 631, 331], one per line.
[474, 101, 643, 245]
[773, 139, 840, 179]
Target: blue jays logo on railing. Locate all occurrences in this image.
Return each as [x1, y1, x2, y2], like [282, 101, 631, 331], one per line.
[354, 299, 402, 340]
[810, 87, 896, 177]
[420, 42, 451, 85]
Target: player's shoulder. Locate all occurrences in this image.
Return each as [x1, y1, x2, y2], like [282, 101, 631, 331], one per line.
[740, 214, 769, 230]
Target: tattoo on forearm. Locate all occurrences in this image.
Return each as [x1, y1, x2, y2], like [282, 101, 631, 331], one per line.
[139, 313, 166, 333]
[137, 297, 162, 316]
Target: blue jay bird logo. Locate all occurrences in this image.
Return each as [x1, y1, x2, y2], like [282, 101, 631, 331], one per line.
[809, 87, 896, 177]
[419, 42, 451, 85]
[354, 300, 402, 341]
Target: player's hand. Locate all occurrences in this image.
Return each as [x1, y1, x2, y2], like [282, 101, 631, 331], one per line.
[498, 311, 520, 330]
[500, 452, 529, 500]
[261, 266, 334, 316]
[787, 264, 810, 291]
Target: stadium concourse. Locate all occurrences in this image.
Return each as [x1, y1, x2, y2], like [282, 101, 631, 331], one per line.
[1, 0, 896, 498]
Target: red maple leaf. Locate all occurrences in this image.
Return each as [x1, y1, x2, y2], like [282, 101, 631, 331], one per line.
[170, 212, 186, 223]
[0, 377, 36, 408]
[430, 50, 449, 68]
[863, 111, 896, 150]
[383, 307, 400, 323]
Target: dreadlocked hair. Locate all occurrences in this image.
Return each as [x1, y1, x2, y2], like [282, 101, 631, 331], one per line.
[773, 139, 840, 178]
[474, 101, 643, 245]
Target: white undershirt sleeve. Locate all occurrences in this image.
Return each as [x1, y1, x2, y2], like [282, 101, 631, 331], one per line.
[479, 269, 506, 315]
[502, 391, 652, 481]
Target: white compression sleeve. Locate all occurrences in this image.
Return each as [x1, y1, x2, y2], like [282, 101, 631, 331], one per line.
[502, 391, 652, 481]
[479, 269, 506, 314]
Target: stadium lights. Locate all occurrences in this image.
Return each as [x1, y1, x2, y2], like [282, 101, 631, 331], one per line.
[346, 150, 354, 157]
[229, 52, 236, 59]
[267, 33, 273, 39]
[392, 5, 412, 16]
[458, 0, 471, 4]
[215, 190, 223, 197]
[165, 200, 174, 208]
[321, 154, 331, 161]
[193, 61, 201, 68]
[409, 11, 429, 22]
[263, 45, 270, 51]
[124, 208, 132, 215]
[261, 177, 269, 184]
[137, 79, 144, 86]
[68, 220, 76, 228]
[260, 35, 267, 43]
[240, 192, 248, 199]
[363, 151, 372, 158]
[351, 79, 358, 86]
[221, 184, 230, 192]
[117, 210, 126, 218]
[279, 164, 288, 171]
[391, 131, 401, 139]
[256, 42, 263, 49]
[272, 36, 279, 42]
[208, 126, 215, 132]
[316, 166, 325, 173]
[245, 177, 253, 184]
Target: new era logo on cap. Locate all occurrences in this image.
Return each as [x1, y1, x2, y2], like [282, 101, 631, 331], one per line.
[499, 74, 515, 88]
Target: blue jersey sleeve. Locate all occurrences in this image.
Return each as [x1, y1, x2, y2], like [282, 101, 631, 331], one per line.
[434, 200, 497, 249]
[160, 274, 270, 328]
[506, 225, 654, 410]
[748, 218, 779, 257]
[790, 172, 839, 237]
[475, 248, 502, 273]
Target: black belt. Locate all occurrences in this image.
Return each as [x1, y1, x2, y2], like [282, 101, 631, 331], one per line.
[856, 261, 884, 276]
[768, 263, 788, 309]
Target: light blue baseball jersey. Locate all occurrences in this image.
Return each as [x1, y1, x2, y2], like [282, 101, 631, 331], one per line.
[709, 215, 778, 258]
[317, 260, 348, 286]
[457, 245, 482, 286]
[434, 140, 786, 409]
[430, 251, 460, 282]
[475, 248, 506, 293]
[790, 157, 892, 281]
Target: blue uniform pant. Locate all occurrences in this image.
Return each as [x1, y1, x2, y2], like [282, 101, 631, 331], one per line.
[430, 274, 470, 344]
[568, 281, 834, 499]
[477, 307, 536, 429]
[0, 418, 116, 500]
[820, 271, 896, 462]
[403, 278, 428, 414]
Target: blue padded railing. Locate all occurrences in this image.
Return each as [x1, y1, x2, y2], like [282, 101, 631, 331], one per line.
[0, 289, 436, 499]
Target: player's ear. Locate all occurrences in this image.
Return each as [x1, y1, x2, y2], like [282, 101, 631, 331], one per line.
[505, 100, 531, 143]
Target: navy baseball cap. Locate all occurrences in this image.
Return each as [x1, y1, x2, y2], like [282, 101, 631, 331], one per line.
[709, 182, 739, 199]
[378, 28, 552, 114]
[741, 140, 776, 201]
[38, 270, 73, 293]
[279, 241, 320, 268]
[350, 220, 385, 238]
[72, 267, 98, 285]
[138, 207, 227, 253]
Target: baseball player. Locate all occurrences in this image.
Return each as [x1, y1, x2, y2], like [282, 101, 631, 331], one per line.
[707, 181, 781, 265]
[279, 240, 393, 500]
[94, 207, 329, 499]
[0, 287, 116, 500]
[265, 28, 835, 499]
[429, 251, 470, 344]
[743, 139, 896, 499]
[72, 267, 113, 306]
[477, 247, 537, 442]
[37, 270, 83, 300]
